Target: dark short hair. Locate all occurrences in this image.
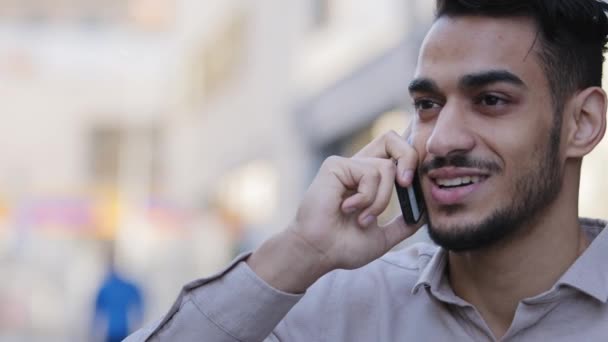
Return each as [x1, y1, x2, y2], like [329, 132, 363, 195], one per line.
[435, 0, 608, 112]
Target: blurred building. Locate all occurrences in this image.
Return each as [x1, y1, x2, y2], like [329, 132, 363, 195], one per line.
[0, 0, 435, 340]
[0, 1, 180, 340]
[0, 0, 606, 341]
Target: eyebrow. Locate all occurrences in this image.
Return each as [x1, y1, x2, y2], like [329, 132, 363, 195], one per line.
[408, 69, 527, 95]
[408, 78, 440, 94]
[460, 70, 526, 90]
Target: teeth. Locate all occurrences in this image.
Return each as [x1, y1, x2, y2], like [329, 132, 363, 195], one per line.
[436, 176, 482, 187]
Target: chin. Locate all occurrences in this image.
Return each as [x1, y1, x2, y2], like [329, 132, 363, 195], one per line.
[427, 213, 478, 236]
[428, 203, 476, 225]
[425, 206, 513, 252]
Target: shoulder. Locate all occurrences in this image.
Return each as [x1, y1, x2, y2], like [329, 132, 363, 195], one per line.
[308, 242, 440, 298]
[277, 242, 440, 336]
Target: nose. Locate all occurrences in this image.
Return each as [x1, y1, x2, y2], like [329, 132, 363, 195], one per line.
[425, 101, 475, 157]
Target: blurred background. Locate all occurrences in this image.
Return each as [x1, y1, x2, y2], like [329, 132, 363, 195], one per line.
[0, 0, 606, 341]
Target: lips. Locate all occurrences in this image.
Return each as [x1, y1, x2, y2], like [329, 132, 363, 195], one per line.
[435, 175, 483, 187]
[426, 167, 491, 205]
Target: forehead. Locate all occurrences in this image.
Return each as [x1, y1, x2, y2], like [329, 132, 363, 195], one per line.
[415, 15, 545, 87]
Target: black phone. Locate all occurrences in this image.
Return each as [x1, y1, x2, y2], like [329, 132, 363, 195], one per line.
[395, 171, 426, 225]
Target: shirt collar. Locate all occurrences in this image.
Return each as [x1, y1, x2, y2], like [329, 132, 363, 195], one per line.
[412, 246, 445, 294]
[556, 218, 608, 303]
[412, 244, 471, 307]
[412, 218, 608, 304]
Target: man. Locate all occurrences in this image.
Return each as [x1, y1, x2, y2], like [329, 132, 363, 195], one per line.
[93, 265, 144, 342]
[128, 0, 608, 340]
[93, 244, 144, 342]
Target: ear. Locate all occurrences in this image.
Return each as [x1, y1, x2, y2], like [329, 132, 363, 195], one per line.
[565, 87, 607, 158]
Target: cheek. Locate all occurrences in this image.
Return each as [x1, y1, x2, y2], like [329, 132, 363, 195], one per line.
[477, 112, 551, 164]
[479, 135, 545, 197]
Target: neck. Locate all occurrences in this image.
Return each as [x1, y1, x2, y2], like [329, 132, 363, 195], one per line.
[447, 174, 589, 338]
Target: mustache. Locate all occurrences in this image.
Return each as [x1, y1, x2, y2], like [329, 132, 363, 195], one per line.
[420, 154, 502, 175]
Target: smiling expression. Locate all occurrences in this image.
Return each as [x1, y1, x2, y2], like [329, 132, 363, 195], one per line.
[409, 15, 564, 250]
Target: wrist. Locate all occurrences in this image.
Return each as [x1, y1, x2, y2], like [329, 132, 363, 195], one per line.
[247, 227, 332, 294]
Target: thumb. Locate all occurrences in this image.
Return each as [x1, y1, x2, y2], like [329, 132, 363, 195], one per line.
[381, 215, 424, 249]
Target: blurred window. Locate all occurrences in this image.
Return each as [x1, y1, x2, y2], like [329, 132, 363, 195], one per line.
[202, 12, 246, 95]
[0, 0, 173, 31]
[187, 10, 248, 106]
[89, 125, 161, 189]
[91, 127, 122, 185]
[325, 109, 409, 158]
[311, 0, 333, 29]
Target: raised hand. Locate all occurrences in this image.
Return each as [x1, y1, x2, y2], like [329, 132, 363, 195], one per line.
[248, 130, 423, 293]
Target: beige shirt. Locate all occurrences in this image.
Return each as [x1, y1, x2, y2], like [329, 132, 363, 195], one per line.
[126, 218, 608, 341]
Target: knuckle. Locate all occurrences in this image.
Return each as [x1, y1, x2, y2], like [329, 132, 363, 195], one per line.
[384, 130, 404, 145]
[384, 130, 400, 140]
[325, 155, 341, 164]
[359, 192, 374, 204]
[379, 159, 397, 174]
[408, 147, 419, 162]
[323, 155, 344, 169]
[401, 145, 418, 162]
[368, 168, 382, 182]
[408, 143, 418, 155]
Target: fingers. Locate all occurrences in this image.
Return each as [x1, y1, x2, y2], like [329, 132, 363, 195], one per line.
[353, 130, 418, 188]
[340, 163, 381, 217]
[325, 125, 420, 227]
[337, 158, 395, 227]
[356, 159, 396, 224]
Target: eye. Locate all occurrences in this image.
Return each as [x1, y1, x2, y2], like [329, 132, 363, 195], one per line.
[477, 94, 507, 106]
[413, 99, 441, 111]
[413, 98, 442, 121]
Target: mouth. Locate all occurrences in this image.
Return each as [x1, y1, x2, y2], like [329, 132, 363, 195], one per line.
[427, 168, 491, 205]
[434, 175, 488, 189]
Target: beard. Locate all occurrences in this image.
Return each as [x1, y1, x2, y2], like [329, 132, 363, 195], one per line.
[424, 120, 563, 252]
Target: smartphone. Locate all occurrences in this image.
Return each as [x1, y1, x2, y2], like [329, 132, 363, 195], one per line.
[395, 171, 426, 225]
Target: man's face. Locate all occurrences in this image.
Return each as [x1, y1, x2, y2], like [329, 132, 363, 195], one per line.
[409, 16, 564, 251]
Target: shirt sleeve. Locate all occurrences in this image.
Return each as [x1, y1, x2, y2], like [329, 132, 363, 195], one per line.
[124, 253, 304, 342]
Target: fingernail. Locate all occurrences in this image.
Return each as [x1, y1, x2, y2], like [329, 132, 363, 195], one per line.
[402, 170, 414, 184]
[361, 215, 376, 227]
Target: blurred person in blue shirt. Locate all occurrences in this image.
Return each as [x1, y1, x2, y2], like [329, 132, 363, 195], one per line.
[93, 244, 144, 342]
